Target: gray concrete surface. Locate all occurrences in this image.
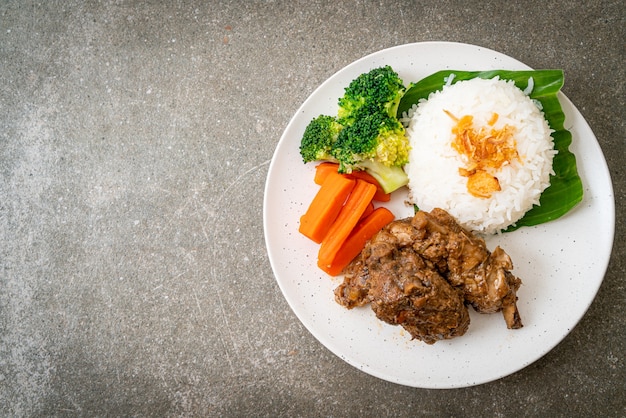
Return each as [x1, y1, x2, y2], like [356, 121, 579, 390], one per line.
[1, 1, 624, 416]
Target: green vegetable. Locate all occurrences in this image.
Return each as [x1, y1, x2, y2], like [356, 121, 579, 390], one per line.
[300, 66, 411, 194]
[299, 115, 343, 163]
[338, 65, 406, 125]
[332, 112, 409, 185]
[398, 69, 583, 232]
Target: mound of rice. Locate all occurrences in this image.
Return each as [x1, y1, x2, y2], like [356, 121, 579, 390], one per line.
[405, 77, 557, 234]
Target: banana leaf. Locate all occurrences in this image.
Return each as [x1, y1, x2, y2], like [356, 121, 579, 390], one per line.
[397, 69, 583, 232]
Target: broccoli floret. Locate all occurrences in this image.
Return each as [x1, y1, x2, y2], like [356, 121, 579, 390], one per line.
[337, 65, 406, 125]
[299, 115, 343, 163]
[298, 66, 411, 194]
[331, 112, 410, 193]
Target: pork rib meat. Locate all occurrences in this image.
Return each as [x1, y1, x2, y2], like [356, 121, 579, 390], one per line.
[334, 208, 523, 344]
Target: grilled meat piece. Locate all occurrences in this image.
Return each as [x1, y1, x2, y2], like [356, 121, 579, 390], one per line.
[334, 208, 523, 344]
[411, 208, 523, 329]
[336, 218, 470, 344]
[334, 257, 371, 309]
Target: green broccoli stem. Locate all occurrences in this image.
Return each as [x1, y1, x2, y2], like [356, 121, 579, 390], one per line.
[357, 160, 409, 194]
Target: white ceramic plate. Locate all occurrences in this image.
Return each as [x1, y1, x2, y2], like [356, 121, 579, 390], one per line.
[263, 42, 615, 388]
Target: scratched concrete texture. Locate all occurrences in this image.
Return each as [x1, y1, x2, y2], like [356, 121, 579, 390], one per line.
[1, 1, 624, 416]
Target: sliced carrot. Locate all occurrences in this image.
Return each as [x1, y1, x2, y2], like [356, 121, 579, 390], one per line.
[345, 170, 391, 202]
[317, 179, 377, 269]
[299, 171, 356, 244]
[314, 162, 391, 202]
[320, 207, 395, 276]
[372, 187, 391, 202]
[359, 202, 374, 221]
[314, 162, 340, 185]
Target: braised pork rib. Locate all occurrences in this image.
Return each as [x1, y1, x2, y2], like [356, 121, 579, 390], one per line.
[334, 208, 522, 344]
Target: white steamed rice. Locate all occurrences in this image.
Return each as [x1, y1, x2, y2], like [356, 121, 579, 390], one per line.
[404, 76, 557, 234]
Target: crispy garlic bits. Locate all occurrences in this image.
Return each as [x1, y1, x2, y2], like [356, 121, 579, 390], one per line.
[446, 110, 520, 198]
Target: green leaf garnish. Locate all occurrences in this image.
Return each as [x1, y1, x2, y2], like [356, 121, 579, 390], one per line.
[398, 69, 583, 232]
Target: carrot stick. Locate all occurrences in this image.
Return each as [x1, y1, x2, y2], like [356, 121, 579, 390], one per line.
[299, 171, 356, 244]
[372, 187, 391, 202]
[345, 170, 391, 202]
[359, 202, 374, 221]
[314, 162, 391, 202]
[317, 179, 377, 269]
[320, 207, 395, 276]
[314, 162, 340, 185]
